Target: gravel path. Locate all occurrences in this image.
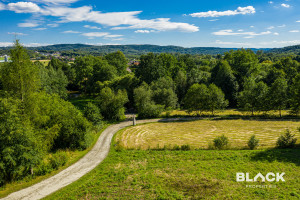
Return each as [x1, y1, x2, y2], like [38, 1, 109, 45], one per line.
[2, 118, 185, 200]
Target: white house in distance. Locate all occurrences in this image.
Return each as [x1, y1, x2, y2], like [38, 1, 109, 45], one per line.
[0, 55, 9, 63]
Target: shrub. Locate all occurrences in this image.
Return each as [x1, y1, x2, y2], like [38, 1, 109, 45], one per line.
[248, 135, 259, 150]
[49, 151, 69, 170]
[181, 144, 191, 151]
[213, 135, 229, 150]
[83, 102, 102, 125]
[276, 129, 297, 148]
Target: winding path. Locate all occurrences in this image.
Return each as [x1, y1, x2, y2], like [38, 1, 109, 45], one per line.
[2, 118, 193, 200]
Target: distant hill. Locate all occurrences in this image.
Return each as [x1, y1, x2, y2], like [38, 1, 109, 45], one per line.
[267, 44, 300, 54]
[5, 43, 300, 56]
[29, 44, 243, 55]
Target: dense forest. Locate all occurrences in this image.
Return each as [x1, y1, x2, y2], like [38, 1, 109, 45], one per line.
[1, 40, 300, 187]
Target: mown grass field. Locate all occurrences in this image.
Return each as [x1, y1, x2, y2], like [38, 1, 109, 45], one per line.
[116, 120, 300, 150]
[45, 147, 300, 200]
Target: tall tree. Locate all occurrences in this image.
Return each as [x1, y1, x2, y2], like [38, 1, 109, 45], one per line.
[105, 51, 128, 76]
[290, 74, 300, 115]
[207, 84, 228, 115]
[150, 76, 178, 109]
[97, 87, 128, 120]
[184, 83, 209, 115]
[269, 77, 288, 117]
[211, 61, 238, 107]
[134, 82, 163, 118]
[238, 78, 269, 115]
[0, 40, 40, 101]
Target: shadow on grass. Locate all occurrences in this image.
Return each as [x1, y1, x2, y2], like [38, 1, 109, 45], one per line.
[251, 146, 300, 166]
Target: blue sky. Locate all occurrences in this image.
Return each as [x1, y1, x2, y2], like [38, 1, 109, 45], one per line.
[0, 0, 300, 48]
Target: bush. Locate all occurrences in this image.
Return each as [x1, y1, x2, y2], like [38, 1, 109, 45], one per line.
[213, 135, 229, 150]
[180, 144, 191, 151]
[276, 129, 297, 148]
[83, 102, 103, 125]
[248, 135, 259, 150]
[49, 151, 69, 170]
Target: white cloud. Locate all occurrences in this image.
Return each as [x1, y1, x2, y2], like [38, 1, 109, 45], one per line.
[0, 42, 13, 47]
[134, 30, 156, 33]
[34, 27, 47, 30]
[18, 22, 39, 27]
[8, 32, 27, 36]
[268, 1, 274, 4]
[84, 25, 101, 30]
[238, 29, 244, 32]
[278, 24, 286, 28]
[82, 32, 123, 39]
[33, 0, 79, 5]
[274, 32, 279, 35]
[296, 20, 300, 23]
[111, 18, 199, 32]
[190, 6, 255, 18]
[259, 40, 300, 47]
[0, 42, 51, 47]
[0, 2, 5, 10]
[8, 2, 41, 13]
[289, 30, 299, 33]
[5, 3, 199, 32]
[62, 30, 80, 33]
[281, 3, 290, 8]
[208, 19, 219, 22]
[23, 42, 52, 47]
[215, 40, 252, 47]
[212, 29, 272, 37]
[267, 26, 275, 30]
[250, 26, 255, 28]
[47, 23, 59, 27]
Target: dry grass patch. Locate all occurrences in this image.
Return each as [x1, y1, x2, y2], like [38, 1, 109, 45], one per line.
[115, 119, 300, 149]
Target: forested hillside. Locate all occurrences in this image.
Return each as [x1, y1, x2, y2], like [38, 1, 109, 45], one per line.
[0, 44, 266, 57]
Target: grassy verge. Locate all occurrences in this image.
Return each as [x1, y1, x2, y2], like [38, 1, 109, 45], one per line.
[0, 124, 110, 198]
[116, 119, 300, 150]
[45, 146, 300, 199]
[161, 109, 296, 119]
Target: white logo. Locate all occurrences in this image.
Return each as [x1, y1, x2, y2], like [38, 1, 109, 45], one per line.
[236, 172, 285, 182]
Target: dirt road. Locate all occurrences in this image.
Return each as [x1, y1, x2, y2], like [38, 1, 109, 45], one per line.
[2, 118, 178, 200]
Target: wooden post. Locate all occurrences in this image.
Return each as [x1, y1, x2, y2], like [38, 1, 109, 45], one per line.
[133, 115, 136, 126]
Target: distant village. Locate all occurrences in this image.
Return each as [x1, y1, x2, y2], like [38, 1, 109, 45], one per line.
[0, 55, 9, 63]
[1, 51, 140, 67]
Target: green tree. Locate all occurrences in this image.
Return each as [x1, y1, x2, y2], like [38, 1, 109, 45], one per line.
[290, 74, 300, 115]
[184, 83, 209, 115]
[207, 84, 228, 115]
[211, 61, 238, 107]
[0, 98, 42, 185]
[150, 77, 178, 109]
[134, 83, 163, 118]
[97, 87, 128, 120]
[238, 78, 269, 115]
[174, 70, 187, 105]
[0, 40, 40, 101]
[39, 65, 68, 99]
[83, 102, 103, 125]
[105, 51, 128, 76]
[269, 77, 288, 117]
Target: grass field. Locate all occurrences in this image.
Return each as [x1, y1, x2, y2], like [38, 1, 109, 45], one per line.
[45, 147, 300, 200]
[116, 120, 300, 149]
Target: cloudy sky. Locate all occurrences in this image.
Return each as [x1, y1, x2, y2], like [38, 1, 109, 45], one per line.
[0, 0, 300, 48]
